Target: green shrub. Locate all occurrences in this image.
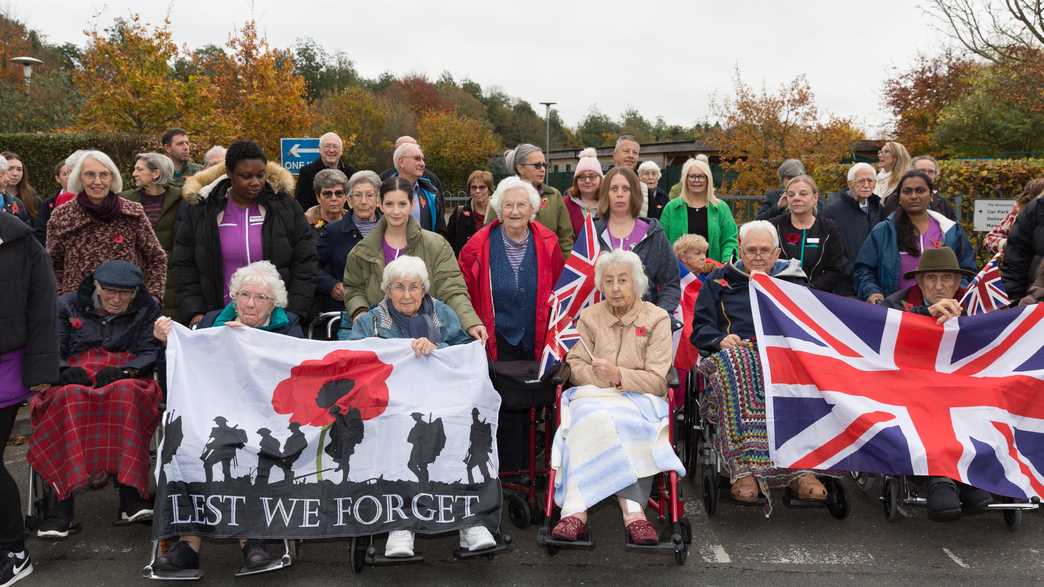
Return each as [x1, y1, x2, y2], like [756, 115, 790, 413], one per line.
[0, 132, 153, 193]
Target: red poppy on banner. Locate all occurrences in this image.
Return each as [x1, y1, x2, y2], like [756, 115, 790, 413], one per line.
[271, 349, 393, 426]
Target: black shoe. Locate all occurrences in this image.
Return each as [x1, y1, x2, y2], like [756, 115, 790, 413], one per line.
[0, 550, 33, 587]
[35, 515, 79, 539]
[926, 477, 962, 522]
[958, 483, 994, 512]
[153, 541, 200, 573]
[118, 493, 154, 523]
[241, 539, 272, 570]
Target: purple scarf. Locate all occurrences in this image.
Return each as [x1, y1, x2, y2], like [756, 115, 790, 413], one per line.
[77, 191, 121, 222]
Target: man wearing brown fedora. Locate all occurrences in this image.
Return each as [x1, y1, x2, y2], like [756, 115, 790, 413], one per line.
[882, 246, 992, 521]
[882, 247, 977, 323]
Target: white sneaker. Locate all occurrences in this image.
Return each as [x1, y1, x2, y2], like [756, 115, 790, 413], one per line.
[458, 525, 496, 551]
[384, 530, 415, 558]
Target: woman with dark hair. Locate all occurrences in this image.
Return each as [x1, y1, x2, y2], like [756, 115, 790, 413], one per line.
[1, 152, 38, 222]
[854, 170, 976, 303]
[32, 158, 76, 244]
[446, 170, 494, 254]
[343, 176, 487, 344]
[173, 140, 318, 325]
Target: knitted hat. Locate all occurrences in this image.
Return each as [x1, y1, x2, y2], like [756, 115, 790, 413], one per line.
[778, 159, 806, 181]
[574, 156, 603, 178]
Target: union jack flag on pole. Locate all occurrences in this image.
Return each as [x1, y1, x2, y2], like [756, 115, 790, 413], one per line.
[750, 273, 1044, 500]
[960, 252, 1010, 315]
[537, 212, 601, 379]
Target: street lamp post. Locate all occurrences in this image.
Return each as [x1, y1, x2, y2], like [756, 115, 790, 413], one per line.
[10, 56, 43, 87]
[539, 101, 556, 157]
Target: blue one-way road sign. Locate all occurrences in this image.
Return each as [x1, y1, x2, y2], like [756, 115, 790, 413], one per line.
[280, 137, 321, 175]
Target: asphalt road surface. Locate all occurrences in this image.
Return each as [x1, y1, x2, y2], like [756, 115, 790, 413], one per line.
[7, 423, 1044, 586]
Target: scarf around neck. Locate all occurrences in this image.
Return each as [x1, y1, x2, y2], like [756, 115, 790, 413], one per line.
[77, 191, 121, 222]
[385, 296, 442, 342]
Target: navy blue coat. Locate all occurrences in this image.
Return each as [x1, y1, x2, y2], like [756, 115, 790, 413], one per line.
[315, 212, 366, 313]
[821, 189, 884, 277]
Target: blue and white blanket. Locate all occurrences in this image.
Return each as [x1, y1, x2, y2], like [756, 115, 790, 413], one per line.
[551, 385, 685, 515]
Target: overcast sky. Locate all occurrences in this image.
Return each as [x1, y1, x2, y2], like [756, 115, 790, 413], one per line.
[13, 0, 953, 137]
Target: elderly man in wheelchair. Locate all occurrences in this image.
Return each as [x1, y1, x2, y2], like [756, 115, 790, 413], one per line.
[691, 220, 830, 505]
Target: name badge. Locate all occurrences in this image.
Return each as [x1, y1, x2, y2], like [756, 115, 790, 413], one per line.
[806, 238, 820, 244]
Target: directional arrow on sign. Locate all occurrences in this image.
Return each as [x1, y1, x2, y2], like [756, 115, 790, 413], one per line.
[289, 144, 320, 158]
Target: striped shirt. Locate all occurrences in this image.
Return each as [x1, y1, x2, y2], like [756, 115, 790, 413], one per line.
[500, 227, 529, 275]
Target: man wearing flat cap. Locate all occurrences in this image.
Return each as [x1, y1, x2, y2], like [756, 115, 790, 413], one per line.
[881, 247, 976, 323]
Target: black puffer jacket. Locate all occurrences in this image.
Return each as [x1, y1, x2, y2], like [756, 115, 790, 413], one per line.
[1002, 197, 1044, 301]
[58, 273, 162, 371]
[0, 213, 58, 388]
[172, 162, 318, 323]
[770, 214, 850, 294]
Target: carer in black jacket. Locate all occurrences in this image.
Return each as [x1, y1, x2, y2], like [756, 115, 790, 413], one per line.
[770, 214, 849, 294]
[1002, 197, 1044, 302]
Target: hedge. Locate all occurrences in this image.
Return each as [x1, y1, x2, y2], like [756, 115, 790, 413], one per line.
[0, 133, 153, 192]
[813, 158, 1044, 265]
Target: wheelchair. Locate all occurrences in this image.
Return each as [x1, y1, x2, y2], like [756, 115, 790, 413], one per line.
[535, 365, 692, 565]
[852, 472, 1037, 531]
[689, 349, 850, 519]
[308, 310, 344, 340]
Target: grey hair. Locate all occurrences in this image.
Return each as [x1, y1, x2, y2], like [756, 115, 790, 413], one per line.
[594, 249, 649, 299]
[203, 145, 226, 167]
[0, 155, 7, 173]
[67, 150, 123, 194]
[508, 143, 541, 175]
[347, 170, 381, 194]
[614, 134, 639, 150]
[228, 261, 289, 308]
[380, 255, 430, 294]
[392, 142, 422, 173]
[313, 168, 349, 194]
[490, 176, 541, 221]
[911, 155, 939, 172]
[846, 162, 877, 182]
[637, 160, 661, 176]
[65, 150, 87, 169]
[739, 220, 780, 248]
[135, 152, 175, 186]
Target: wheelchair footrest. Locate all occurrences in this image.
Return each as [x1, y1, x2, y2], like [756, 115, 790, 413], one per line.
[452, 537, 513, 561]
[536, 527, 595, 550]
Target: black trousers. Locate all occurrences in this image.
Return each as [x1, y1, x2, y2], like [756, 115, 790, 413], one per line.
[0, 405, 24, 550]
[495, 335, 532, 474]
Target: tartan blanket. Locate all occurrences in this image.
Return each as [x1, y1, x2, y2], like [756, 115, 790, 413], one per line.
[551, 385, 683, 515]
[67, 348, 135, 379]
[28, 349, 161, 499]
[698, 343, 803, 487]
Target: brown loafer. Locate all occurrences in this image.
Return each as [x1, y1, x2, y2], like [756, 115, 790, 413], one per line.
[791, 474, 828, 501]
[625, 519, 658, 546]
[551, 515, 587, 541]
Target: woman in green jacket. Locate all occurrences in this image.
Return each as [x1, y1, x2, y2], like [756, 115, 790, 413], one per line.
[343, 177, 488, 344]
[121, 152, 183, 315]
[659, 158, 738, 263]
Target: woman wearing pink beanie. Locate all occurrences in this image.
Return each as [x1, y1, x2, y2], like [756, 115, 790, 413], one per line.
[564, 149, 603, 238]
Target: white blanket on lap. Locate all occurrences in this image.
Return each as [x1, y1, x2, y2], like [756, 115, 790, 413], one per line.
[552, 385, 685, 515]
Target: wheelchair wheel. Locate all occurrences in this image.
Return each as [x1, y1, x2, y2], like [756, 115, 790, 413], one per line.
[825, 478, 850, 519]
[881, 478, 899, 521]
[507, 494, 531, 529]
[679, 517, 692, 544]
[700, 467, 719, 517]
[1004, 508, 1022, 532]
[349, 537, 367, 574]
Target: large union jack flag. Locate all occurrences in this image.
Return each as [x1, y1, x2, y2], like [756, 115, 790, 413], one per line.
[537, 213, 602, 379]
[960, 252, 1009, 315]
[750, 273, 1044, 500]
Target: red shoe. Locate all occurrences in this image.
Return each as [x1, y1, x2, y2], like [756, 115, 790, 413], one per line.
[625, 519, 658, 546]
[550, 516, 587, 541]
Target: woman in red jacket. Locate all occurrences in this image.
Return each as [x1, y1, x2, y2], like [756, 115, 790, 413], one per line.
[458, 176, 565, 362]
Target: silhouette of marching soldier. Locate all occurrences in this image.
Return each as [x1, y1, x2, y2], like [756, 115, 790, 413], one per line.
[254, 428, 281, 486]
[464, 407, 493, 484]
[279, 422, 308, 482]
[201, 416, 247, 483]
[158, 411, 183, 488]
[407, 412, 446, 485]
[316, 379, 365, 484]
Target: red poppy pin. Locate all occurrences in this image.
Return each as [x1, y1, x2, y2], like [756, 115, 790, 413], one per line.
[10, 203, 20, 215]
[69, 317, 83, 330]
[463, 210, 471, 217]
[784, 232, 800, 245]
[113, 233, 125, 245]
[541, 198, 548, 209]
[635, 326, 648, 337]
[715, 278, 730, 288]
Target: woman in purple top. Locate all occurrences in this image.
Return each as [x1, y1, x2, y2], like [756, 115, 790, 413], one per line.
[593, 168, 680, 315]
[0, 212, 58, 582]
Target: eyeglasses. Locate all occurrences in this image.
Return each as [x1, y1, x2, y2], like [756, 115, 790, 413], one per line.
[236, 292, 274, 303]
[350, 191, 377, 199]
[389, 283, 423, 294]
[469, 185, 489, 192]
[742, 246, 777, 258]
[320, 189, 346, 198]
[852, 178, 875, 185]
[98, 285, 136, 297]
[577, 174, 600, 182]
[687, 174, 707, 181]
[900, 187, 930, 196]
[521, 162, 548, 170]
[82, 171, 112, 181]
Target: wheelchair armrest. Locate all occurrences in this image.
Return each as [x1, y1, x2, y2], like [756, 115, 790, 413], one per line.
[665, 366, 679, 388]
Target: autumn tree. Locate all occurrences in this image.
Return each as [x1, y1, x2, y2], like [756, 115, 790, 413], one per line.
[882, 51, 976, 154]
[316, 87, 388, 170]
[72, 15, 218, 139]
[416, 111, 500, 193]
[576, 108, 621, 147]
[207, 21, 315, 155]
[933, 67, 1044, 156]
[708, 72, 863, 193]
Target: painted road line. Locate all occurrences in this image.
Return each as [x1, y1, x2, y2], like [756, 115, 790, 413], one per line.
[942, 548, 970, 569]
[699, 544, 732, 564]
[752, 546, 875, 565]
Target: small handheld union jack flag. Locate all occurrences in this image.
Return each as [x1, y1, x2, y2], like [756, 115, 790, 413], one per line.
[960, 252, 1009, 315]
[537, 212, 601, 379]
